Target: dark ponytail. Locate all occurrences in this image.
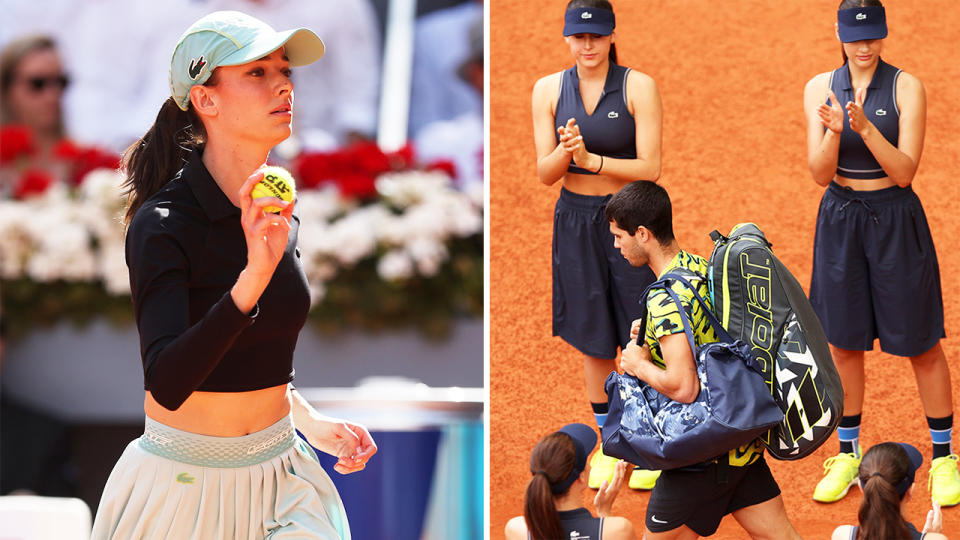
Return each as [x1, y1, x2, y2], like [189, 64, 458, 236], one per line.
[837, 0, 884, 64]
[122, 70, 219, 224]
[856, 443, 913, 540]
[524, 433, 576, 540]
[565, 0, 618, 64]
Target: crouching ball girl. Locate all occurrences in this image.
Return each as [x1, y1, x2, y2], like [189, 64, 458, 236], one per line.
[91, 11, 376, 539]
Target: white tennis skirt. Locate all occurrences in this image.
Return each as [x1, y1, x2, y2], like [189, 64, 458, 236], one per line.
[91, 414, 350, 540]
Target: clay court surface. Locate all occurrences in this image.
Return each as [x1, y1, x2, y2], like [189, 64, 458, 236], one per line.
[490, 1, 960, 537]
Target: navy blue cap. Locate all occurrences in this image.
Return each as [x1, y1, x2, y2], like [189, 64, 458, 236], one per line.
[837, 6, 887, 43]
[892, 442, 922, 497]
[563, 7, 615, 37]
[549, 423, 597, 494]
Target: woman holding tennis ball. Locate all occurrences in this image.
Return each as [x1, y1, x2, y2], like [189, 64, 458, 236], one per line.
[91, 11, 375, 539]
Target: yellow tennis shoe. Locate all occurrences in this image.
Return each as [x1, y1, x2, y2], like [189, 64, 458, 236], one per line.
[813, 450, 861, 502]
[929, 454, 960, 507]
[628, 467, 660, 490]
[588, 449, 618, 489]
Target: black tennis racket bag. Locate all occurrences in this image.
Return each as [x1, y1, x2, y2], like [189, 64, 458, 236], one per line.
[707, 223, 842, 460]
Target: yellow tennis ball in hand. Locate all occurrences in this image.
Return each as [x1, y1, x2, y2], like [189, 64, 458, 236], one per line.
[251, 166, 296, 213]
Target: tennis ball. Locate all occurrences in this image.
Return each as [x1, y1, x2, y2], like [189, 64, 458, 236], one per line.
[251, 166, 296, 213]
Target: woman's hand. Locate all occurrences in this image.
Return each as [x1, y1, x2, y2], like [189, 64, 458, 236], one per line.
[557, 117, 579, 155]
[239, 169, 294, 277]
[559, 117, 600, 172]
[845, 87, 873, 135]
[593, 459, 628, 517]
[923, 498, 943, 534]
[299, 415, 378, 474]
[817, 89, 844, 134]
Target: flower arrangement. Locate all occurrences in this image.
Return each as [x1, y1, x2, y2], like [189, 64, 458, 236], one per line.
[0, 126, 120, 199]
[0, 139, 483, 340]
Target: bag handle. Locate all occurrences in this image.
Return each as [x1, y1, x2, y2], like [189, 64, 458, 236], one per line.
[660, 285, 700, 362]
[634, 272, 732, 346]
[633, 273, 702, 362]
[661, 273, 735, 344]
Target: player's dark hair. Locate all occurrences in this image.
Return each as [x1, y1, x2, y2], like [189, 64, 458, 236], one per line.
[856, 443, 913, 540]
[605, 180, 674, 245]
[565, 0, 618, 64]
[122, 72, 219, 224]
[524, 433, 576, 540]
[0, 34, 64, 138]
[837, 0, 884, 64]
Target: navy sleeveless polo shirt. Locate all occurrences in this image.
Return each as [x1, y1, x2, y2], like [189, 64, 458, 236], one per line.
[830, 58, 902, 179]
[555, 62, 636, 175]
[527, 508, 604, 539]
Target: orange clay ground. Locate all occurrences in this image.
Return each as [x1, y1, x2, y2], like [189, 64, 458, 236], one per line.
[490, 1, 960, 537]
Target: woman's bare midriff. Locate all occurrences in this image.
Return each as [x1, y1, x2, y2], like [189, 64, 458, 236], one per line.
[144, 384, 291, 436]
[833, 175, 898, 191]
[562, 171, 637, 196]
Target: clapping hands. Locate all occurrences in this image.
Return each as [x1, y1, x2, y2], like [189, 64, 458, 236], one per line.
[817, 87, 872, 136]
[557, 117, 594, 170]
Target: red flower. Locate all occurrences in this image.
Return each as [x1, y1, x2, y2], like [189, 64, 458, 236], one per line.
[343, 141, 390, 176]
[68, 146, 121, 186]
[386, 143, 416, 170]
[425, 159, 457, 179]
[293, 140, 419, 201]
[0, 125, 36, 165]
[335, 172, 378, 200]
[14, 168, 54, 198]
[52, 139, 82, 160]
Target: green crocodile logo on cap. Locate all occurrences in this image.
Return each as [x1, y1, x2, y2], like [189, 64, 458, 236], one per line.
[188, 56, 206, 80]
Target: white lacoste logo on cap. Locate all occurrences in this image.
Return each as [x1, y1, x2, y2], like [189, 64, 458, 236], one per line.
[581, 11, 592, 19]
[875, 109, 887, 116]
[608, 111, 619, 119]
[856, 12, 867, 20]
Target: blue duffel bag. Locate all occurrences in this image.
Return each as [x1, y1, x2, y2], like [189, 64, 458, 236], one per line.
[601, 273, 784, 470]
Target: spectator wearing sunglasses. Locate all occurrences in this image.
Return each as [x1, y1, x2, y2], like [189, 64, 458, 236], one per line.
[1, 34, 69, 158]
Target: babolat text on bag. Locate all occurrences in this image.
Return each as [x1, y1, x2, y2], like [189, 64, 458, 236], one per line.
[707, 223, 843, 460]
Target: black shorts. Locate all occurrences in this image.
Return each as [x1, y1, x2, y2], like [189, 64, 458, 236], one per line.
[809, 182, 944, 357]
[644, 456, 781, 536]
[552, 188, 656, 359]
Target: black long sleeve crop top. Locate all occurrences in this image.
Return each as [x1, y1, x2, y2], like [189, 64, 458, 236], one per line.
[125, 150, 310, 411]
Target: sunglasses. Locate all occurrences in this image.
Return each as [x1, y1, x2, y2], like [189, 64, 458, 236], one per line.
[21, 74, 70, 92]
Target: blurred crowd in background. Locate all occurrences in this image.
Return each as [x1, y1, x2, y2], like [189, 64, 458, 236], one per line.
[0, 0, 482, 190]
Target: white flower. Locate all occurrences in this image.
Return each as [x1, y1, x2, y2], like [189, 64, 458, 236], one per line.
[406, 238, 448, 277]
[377, 249, 414, 281]
[375, 171, 451, 208]
[26, 224, 97, 282]
[99, 240, 130, 295]
[80, 168, 126, 209]
[464, 180, 485, 208]
[314, 205, 389, 265]
[295, 187, 343, 223]
[0, 203, 34, 278]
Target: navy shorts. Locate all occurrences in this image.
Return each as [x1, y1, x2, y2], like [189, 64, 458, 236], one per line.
[810, 182, 944, 357]
[552, 188, 656, 359]
[644, 456, 781, 536]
